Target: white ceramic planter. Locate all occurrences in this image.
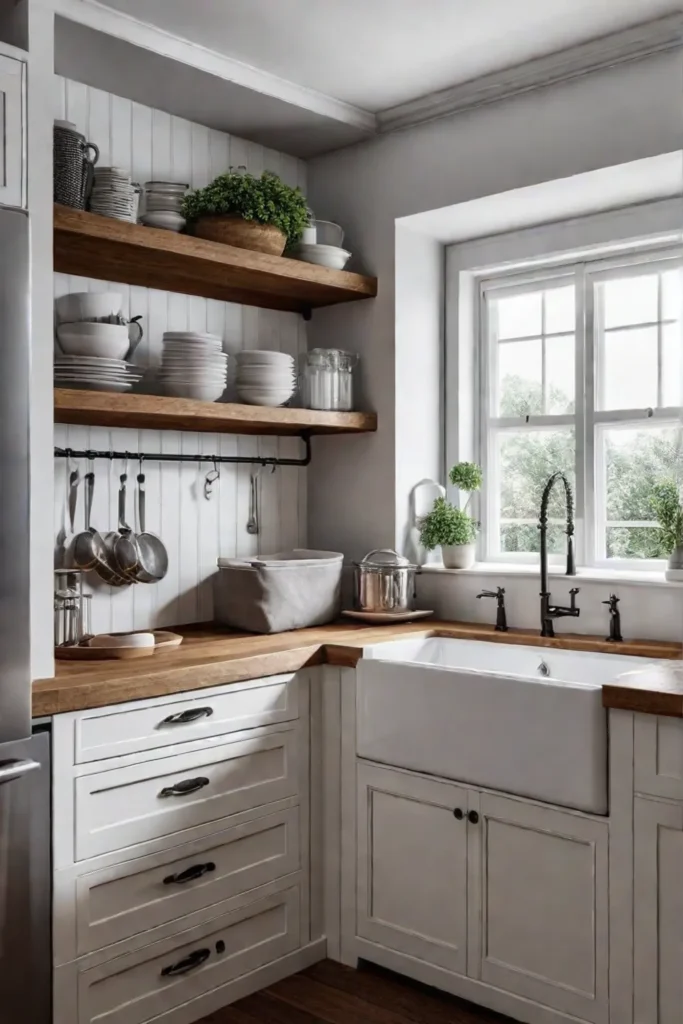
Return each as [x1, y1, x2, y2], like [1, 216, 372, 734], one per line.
[442, 543, 476, 569]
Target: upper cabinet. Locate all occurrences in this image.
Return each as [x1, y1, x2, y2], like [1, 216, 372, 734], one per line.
[0, 52, 24, 209]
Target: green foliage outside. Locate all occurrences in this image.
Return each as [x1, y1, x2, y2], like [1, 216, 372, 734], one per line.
[182, 169, 310, 246]
[498, 375, 683, 558]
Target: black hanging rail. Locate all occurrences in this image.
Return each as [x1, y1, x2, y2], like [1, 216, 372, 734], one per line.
[54, 433, 312, 469]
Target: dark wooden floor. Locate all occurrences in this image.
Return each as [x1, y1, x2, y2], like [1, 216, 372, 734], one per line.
[199, 959, 514, 1023]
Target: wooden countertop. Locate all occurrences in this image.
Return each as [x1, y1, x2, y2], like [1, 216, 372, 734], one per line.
[32, 621, 682, 718]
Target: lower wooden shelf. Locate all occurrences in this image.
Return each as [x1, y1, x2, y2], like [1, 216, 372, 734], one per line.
[53, 388, 378, 437]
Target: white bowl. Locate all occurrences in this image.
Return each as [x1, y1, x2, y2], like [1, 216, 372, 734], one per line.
[314, 220, 344, 247]
[57, 322, 130, 359]
[237, 391, 293, 407]
[163, 381, 225, 401]
[140, 211, 186, 232]
[55, 291, 123, 324]
[237, 350, 294, 364]
[291, 244, 351, 270]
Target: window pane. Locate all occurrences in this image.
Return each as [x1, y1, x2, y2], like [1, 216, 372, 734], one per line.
[603, 426, 683, 560]
[497, 429, 575, 554]
[545, 286, 575, 334]
[662, 322, 682, 407]
[662, 268, 682, 321]
[497, 339, 542, 415]
[606, 527, 669, 560]
[494, 291, 542, 340]
[602, 327, 657, 410]
[602, 273, 658, 328]
[545, 334, 575, 414]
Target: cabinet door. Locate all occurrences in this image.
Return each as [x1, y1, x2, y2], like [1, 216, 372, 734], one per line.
[634, 798, 683, 1024]
[471, 792, 608, 1024]
[0, 55, 24, 208]
[356, 762, 468, 974]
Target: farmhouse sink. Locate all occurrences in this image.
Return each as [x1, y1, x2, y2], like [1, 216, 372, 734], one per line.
[357, 638, 653, 813]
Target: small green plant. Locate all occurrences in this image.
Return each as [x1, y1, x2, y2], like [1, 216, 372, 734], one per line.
[449, 461, 483, 496]
[182, 169, 309, 246]
[420, 497, 478, 550]
[651, 479, 683, 553]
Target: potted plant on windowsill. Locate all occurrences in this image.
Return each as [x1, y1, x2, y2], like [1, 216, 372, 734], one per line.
[652, 479, 683, 581]
[419, 462, 483, 570]
[182, 168, 309, 256]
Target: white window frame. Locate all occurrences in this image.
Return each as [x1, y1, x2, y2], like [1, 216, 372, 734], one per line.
[473, 246, 682, 572]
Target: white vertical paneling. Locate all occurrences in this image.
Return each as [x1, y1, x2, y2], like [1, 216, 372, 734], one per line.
[53, 77, 308, 630]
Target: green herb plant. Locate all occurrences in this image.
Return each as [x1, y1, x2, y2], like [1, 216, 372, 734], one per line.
[419, 462, 483, 551]
[651, 479, 683, 554]
[182, 169, 309, 246]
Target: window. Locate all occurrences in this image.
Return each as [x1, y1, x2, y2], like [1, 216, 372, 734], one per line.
[479, 250, 682, 569]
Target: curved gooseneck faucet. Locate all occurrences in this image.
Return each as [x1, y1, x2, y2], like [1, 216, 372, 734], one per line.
[538, 471, 579, 637]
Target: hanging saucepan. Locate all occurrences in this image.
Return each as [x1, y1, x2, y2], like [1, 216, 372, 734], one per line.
[352, 548, 419, 613]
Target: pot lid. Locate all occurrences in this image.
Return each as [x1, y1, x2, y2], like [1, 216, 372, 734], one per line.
[355, 548, 417, 569]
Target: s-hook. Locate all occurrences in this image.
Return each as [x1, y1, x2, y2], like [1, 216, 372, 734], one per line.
[204, 459, 220, 501]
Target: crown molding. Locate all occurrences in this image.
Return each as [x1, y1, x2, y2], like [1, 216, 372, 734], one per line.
[53, 0, 378, 133]
[378, 14, 683, 134]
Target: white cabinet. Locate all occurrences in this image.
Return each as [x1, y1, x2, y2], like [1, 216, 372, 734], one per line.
[634, 797, 683, 1024]
[356, 762, 468, 974]
[471, 791, 608, 1024]
[634, 715, 683, 802]
[356, 762, 609, 1023]
[0, 53, 24, 208]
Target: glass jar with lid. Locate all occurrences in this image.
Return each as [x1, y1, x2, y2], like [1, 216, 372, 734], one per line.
[300, 348, 358, 411]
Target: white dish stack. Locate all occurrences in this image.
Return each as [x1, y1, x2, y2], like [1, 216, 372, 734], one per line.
[140, 181, 188, 232]
[89, 167, 139, 222]
[55, 291, 143, 392]
[235, 351, 296, 407]
[54, 354, 144, 392]
[158, 332, 228, 401]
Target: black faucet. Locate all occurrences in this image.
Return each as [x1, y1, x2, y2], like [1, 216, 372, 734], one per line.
[603, 594, 623, 643]
[477, 587, 508, 632]
[538, 471, 579, 637]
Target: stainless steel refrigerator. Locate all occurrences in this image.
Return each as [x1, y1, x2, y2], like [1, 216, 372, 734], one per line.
[0, 206, 51, 1023]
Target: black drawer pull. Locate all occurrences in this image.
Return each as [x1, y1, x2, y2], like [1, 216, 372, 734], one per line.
[162, 707, 214, 725]
[163, 862, 216, 886]
[159, 777, 210, 798]
[468, 810, 479, 825]
[160, 948, 210, 977]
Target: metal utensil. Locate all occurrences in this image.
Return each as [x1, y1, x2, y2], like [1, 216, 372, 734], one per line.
[135, 472, 168, 582]
[352, 548, 419, 613]
[72, 469, 112, 577]
[101, 467, 131, 587]
[247, 471, 259, 535]
[113, 472, 139, 582]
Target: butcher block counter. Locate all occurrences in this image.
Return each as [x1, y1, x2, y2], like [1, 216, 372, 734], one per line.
[32, 621, 681, 717]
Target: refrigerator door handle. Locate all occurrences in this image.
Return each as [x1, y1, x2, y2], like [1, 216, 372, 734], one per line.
[0, 759, 40, 784]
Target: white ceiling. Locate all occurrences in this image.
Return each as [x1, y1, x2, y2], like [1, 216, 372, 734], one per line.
[98, 0, 681, 112]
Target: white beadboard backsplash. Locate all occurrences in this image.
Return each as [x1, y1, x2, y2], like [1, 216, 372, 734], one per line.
[54, 76, 309, 635]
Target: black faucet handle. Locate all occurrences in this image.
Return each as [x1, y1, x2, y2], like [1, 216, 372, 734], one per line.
[569, 586, 580, 596]
[476, 590, 496, 599]
[602, 593, 619, 609]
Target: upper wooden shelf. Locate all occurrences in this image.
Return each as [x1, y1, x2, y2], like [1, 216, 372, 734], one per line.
[54, 388, 378, 437]
[53, 206, 378, 315]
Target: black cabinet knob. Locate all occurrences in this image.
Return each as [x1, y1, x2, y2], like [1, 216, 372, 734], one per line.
[468, 810, 479, 824]
[453, 808, 464, 820]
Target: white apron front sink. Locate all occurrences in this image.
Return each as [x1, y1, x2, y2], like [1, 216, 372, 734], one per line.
[357, 638, 654, 814]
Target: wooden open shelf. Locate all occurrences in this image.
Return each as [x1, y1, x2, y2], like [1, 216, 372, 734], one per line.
[54, 206, 377, 315]
[54, 388, 378, 437]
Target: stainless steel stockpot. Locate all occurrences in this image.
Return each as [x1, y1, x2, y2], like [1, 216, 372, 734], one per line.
[352, 548, 419, 612]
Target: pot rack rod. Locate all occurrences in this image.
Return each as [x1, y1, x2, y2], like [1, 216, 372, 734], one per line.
[54, 434, 312, 469]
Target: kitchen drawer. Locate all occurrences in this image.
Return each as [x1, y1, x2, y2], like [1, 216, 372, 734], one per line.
[72, 675, 300, 763]
[70, 885, 300, 1024]
[69, 807, 300, 958]
[75, 728, 299, 861]
[635, 714, 683, 801]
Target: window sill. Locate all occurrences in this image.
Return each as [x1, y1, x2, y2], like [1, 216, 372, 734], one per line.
[420, 562, 683, 588]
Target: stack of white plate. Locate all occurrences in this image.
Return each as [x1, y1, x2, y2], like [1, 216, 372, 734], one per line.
[290, 243, 351, 270]
[89, 167, 139, 222]
[54, 355, 143, 392]
[140, 180, 188, 232]
[236, 351, 296, 406]
[158, 332, 228, 401]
